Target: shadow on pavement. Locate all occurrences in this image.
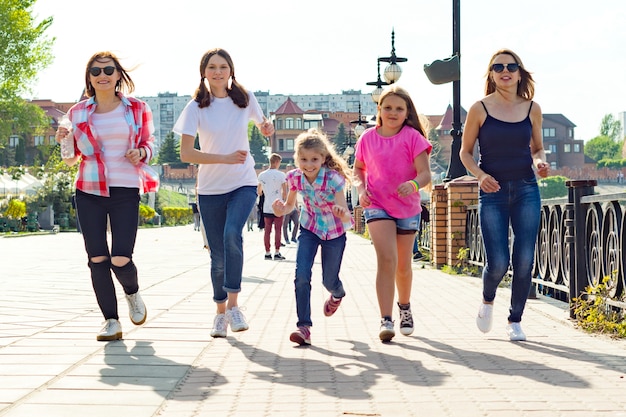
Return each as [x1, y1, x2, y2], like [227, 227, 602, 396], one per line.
[99, 341, 227, 399]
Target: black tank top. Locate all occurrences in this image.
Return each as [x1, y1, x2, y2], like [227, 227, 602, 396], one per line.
[477, 101, 534, 182]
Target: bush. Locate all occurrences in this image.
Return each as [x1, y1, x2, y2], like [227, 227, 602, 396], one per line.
[139, 203, 156, 224]
[161, 207, 193, 226]
[5, 198, 26, 219]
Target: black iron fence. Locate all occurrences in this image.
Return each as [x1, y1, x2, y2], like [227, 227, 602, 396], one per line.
[465, 180, 626, 317]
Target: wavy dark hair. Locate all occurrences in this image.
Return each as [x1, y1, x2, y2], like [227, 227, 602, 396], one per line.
[375, 85, 428, 137]
[84, 51, 134, 98]
[484, 48, 535, 100]
[194, 48, 249, 109]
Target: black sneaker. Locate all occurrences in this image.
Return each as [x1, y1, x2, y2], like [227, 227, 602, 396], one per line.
[413, 252, 424, 261]
[264, 254, 272, 260]
[274, 253, 285, 260]
[398, 302, 414, 336]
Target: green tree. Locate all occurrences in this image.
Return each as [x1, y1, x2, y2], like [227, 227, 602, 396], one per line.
[157, 132, 179, 164]
[249, 125, 268, 166]
[333, 124, 348, 154]
[600, 114, 622, 142]
[0, 0, 54, 148]
[584, 135, 621, 163]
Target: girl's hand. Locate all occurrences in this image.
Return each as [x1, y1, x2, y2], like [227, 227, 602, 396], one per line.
[332, 205, 350, 221]
[397, 180, 417, 198]
[260, 119, 274, 137]
[536, 161, 550, 178]
[272, 199, 285, 216]
[358, 188, 371, 207]
[224, 150, 248, 164]
[478, 173, 500, 193]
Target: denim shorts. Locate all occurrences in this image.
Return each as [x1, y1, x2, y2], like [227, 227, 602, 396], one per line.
[363, 207, 421, 234]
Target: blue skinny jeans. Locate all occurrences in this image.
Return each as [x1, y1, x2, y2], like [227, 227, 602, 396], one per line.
[294, 227, 347, 327]
[199, 186, 257, 303]
[479, 177, 541, 323]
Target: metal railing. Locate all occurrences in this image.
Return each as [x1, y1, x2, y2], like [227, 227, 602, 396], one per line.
[465, 180, 626, 316]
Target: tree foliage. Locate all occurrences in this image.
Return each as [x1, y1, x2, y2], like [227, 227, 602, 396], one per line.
[599, 114, 622, 142]
[0, 0, 55, 149]
[157, 132, 180, 164]
[584, 135, 621, 163]
[249, 124, 268, 167]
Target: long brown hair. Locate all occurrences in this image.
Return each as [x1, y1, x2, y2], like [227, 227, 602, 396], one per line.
[375, 85, 428, 137]
[84, 51, 134, 98]
[194, 48, 249, 109]
[484, 48, 535, 100]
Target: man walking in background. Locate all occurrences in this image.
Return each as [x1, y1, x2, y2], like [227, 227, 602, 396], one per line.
[258, 154, 287, 260]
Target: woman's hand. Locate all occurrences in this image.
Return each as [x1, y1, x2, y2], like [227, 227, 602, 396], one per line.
[55, 127, 69, 144]
[536, 161, 550, 178]
[125, 148, 143, 166]
[478, 173, 500, 193]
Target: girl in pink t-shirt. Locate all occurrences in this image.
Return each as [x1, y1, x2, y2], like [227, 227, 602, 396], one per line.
[354, 85, 432, 342]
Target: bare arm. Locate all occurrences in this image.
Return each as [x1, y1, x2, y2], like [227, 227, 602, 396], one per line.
[396, 151, 432, 197]
[331, 188, 352, 223]
[273, 188, 297, 217]
[529, 102, 549, 178]
[353, 159, 371, 207]
[460, 102, 500, 193]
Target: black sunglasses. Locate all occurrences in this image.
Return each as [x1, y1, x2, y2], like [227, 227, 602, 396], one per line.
[491, 63, 519, 73]
[89, 66, 116, 76]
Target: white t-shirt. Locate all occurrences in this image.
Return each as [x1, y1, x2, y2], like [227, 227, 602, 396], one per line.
[173, 91, 264, 194]
[258, 168, 286, 214]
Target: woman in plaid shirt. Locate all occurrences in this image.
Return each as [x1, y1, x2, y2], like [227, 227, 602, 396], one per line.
[55, 51, 159, 342]
[272, 129, 353, 346]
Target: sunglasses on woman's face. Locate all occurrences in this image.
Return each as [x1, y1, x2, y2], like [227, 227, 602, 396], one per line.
[89, 66, 116, 76]
[491, 63, 519, 73]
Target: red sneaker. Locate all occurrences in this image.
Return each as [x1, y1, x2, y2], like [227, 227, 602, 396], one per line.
[323, 295, 342, 317]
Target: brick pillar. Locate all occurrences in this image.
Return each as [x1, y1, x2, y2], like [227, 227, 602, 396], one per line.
[445, 177, 479, 268]
[431, 184, 448, 268]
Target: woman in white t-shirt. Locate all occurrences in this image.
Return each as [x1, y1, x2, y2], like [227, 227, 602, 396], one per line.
[174, 48, 274, 338]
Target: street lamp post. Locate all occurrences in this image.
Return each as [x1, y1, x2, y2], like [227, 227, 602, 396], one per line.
[423, 0, 466, 181]
[366, 60, 389, 103]
[447, 0, 466, 181]
[378, 29, 408, 84]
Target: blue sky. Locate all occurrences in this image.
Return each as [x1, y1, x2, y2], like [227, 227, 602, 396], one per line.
[28, 0, 626, 141]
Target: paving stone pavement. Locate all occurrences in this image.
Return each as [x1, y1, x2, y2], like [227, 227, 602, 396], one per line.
[1, 225, 625, 417]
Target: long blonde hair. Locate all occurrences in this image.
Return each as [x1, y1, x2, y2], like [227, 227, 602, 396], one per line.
[294, 128, 352, 183]
[484, 48, 535, 100]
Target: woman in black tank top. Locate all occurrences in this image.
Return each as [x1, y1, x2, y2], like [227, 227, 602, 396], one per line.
[460, 49, 550, 342]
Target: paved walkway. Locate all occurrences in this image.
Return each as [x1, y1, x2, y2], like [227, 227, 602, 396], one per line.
[1, 226, 625, 417]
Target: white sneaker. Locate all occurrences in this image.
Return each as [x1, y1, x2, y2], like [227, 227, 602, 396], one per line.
[476, 303, 493, 333]
[210, 314, 228, 338]
[97, 319, 122, 341]
[379, 318, 395, 342]
[506, 322, 527, 341]
[125, 292, 147, 325]
[226, 306, 249, 332]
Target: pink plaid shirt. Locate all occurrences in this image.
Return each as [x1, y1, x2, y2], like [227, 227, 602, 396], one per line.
[68, 94, 159, 197]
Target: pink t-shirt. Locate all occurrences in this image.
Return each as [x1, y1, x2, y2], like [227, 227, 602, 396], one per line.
[355, 125, 432, 218]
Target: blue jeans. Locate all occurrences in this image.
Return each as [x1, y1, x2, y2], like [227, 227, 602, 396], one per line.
[294, 228, 347, 327]
[479, 177, 540, 323]
[199, 186, 257, 303]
